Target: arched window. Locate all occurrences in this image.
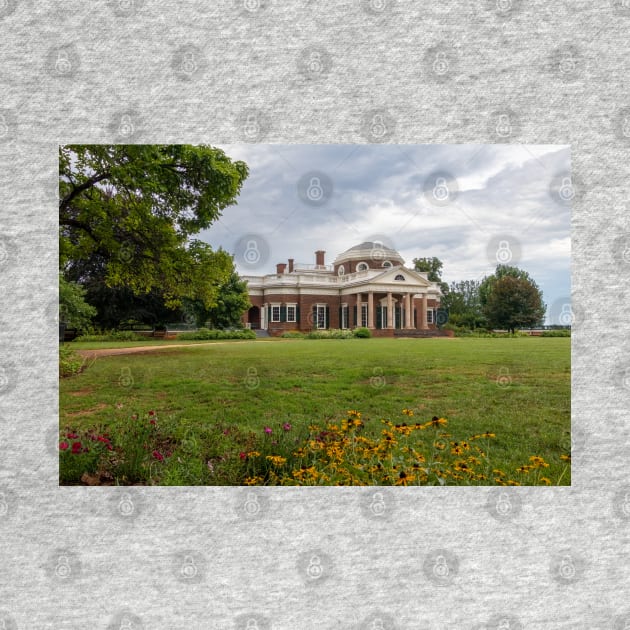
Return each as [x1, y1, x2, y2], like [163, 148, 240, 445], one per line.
[394, 274, 405, 281]
[382, 260, 392, 268]
[357, 262, 368, 272]
[338, 265, 345, 276]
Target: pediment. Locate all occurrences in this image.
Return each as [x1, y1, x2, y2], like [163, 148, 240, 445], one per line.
[369, 265, 434, 287]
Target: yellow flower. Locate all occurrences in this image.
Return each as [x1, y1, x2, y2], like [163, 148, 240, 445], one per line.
[247, 451, 261, 457]
[539, 477, 552, 485]
[244, 476, 262, 485]
[402, 408, 414, 416]
[266, 455, 287, 466]
[529, 455, 549, 468]
[560, 454, 571, 462]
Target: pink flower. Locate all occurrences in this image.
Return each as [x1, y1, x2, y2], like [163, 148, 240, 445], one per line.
[59, 441, 69, 451]
[223, 429, 230, 435]
[282, 423, 292, 431]
[152, 450, 164, 462]
[264, 426, 272, 434]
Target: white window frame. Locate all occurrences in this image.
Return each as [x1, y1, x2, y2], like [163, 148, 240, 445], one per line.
[356, 261, 369, 272]
[394, 274, 405, 281]
[361, 304, 368, 327]
[338, 265, 345, 276]
[341, 303, 349, 329]
[382, 260, 392, 268]
[316, 304, 327, 329]
[427, 309, 434, 324]
[271, 304, 281, 323]
[286, 304, 297, 323]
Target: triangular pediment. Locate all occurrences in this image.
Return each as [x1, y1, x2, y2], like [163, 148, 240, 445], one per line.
[369, 265, 434, 287]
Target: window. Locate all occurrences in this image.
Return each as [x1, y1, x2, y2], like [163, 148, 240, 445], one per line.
[316, 305, 327, 329]
[361, 304, 368, 327]
[341, 304, 349, 329]
[357, 262, 368, 272]
[271, 305, 281, 322]
[286, 304, 297, 322]
[382, 260, 392, 268]
[427, 309, 434, 324]
[394, 274, 405, 281]
[338, 265, 345, 276]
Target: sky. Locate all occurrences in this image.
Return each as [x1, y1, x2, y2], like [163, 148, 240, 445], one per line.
[199, 144, 571, 325]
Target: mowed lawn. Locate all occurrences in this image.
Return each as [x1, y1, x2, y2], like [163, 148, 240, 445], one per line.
[60, 337, 571, 484]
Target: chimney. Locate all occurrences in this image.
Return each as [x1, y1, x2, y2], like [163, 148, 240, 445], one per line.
[276, 262, 287, 274]
[315, 250, 325, 267]
[288, 258, 294, 273]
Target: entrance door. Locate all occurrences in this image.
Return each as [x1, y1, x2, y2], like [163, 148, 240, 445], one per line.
[248, 306, 260, 329]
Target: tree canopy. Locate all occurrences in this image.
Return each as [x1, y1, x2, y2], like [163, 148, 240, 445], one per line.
[413, 256, 449, 294]
[59, 144, 249, 309]
[480, 265, 546, 333]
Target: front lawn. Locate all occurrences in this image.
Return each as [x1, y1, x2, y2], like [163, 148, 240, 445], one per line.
[59, 337, 571, 485]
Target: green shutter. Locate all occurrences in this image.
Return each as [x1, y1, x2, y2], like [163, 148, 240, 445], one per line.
[296, 306, 300, 325]
[325, 306, 330, 329]
[280, 305, 287, 322]
[267, 306, 271, 327]
[312, 305, 317, 328]
[353, 305, 357, 327]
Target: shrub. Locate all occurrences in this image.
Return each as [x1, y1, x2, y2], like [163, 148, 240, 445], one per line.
[353, 327, 372, 338]
[59, 430, 112, 483]
[74, 331, 145, 342]
[59, 345, 86, 378]
[541, 329, 571, 337]
[306, 329, 354, 339]
[177, 328, 256, 341]
[281, 331, 306, 338]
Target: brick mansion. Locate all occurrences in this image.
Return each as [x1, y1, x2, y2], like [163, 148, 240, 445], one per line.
[241, 242, 446, 337]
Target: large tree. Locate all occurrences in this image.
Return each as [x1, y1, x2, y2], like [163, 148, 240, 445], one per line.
[185, 271, 251, 329]
[480, 266, 546, 333]
[441, 279, 486, 329]
[59, 274, 97, 332]
[59, 145, 248, 309]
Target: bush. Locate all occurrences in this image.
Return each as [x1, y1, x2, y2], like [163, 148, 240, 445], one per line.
[74, 331, 145, 342]
[353, 327, 372, 338]
[540, 329, 571, 337]
[177, 328, 256, 341]
[306, 329, 354, 339]
[59, 429, 112, 484]
[59, 345, 86, 378]
[281, 331, 306, 339]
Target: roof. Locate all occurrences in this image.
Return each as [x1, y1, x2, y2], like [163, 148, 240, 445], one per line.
[333, 241, 405, 264]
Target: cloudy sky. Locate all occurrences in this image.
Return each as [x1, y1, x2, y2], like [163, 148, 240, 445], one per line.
[199, 144, 571, 324]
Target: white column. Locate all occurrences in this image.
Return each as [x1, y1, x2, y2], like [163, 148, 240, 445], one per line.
[356, 293, 362, 327]
[405, 293, 412, 328]
[367, 291, 374, 329]
[421, 294, 428, 329]
[387, 292, 393, 328]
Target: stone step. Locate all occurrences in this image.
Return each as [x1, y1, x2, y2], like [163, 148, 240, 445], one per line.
[254, 329, 270, 337]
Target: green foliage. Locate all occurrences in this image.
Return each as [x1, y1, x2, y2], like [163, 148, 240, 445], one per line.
[59, 274, 97, 331]
[306, 329, 355, 339]
[281, 331, 306, 338]
[540, 329, 571, 337]
[60, 144, 248, 309]
[441, 279, 486, 330]
[75, 331, 146, 342]
[177, 328, 256, 340]
[352, 327, 372, 338]
[185, 271, 251, 329]
[59, 345, 86, 377]
[482, 271, 546, 333]
[58, 430, 111, 484]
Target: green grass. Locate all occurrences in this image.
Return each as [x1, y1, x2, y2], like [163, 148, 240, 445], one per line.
[68, 338, 269, 350]
[59, 337, 570, 485]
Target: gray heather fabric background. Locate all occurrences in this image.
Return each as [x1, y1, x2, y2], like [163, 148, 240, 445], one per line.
[0, 0, 629, 628]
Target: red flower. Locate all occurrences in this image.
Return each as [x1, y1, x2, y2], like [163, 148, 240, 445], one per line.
[149, 419, 156, 426]
[152, 450, 164, 462]
[223, 429, 230, 435]
[282, 423, 292, 431]
[59, 441, 69, 451]
[71, 441, 82, 454]
[239, 452, 247, 460]
[66, 432, 78, 439]
[148, 410, 155, 416]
